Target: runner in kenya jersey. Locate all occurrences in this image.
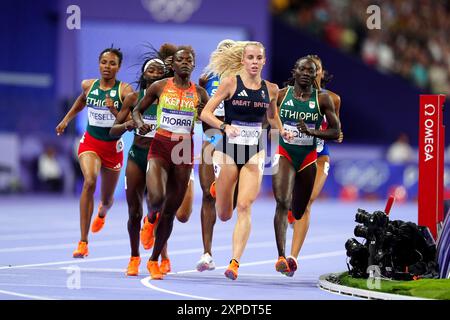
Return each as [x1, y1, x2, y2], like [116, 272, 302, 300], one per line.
[132, 46, 209, 280]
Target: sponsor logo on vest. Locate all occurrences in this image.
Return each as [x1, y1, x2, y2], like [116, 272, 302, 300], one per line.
[285, 99, 294, 107]
[91, 89, 99, 96]
[309, 101, 315, 109]
[237, 90, 248, 97]
[261, 90, 265, 99]
[110, 90, 117, 97]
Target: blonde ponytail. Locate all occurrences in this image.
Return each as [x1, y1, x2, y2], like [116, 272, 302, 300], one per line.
[204, 41, 265, 81]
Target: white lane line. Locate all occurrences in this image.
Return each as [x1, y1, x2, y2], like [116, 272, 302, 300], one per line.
[0, 233, 344, 253]
[176, 250, 345, 274]
[0, 241, 273, 270]
[143, 250, 346, 300]
[0, 241, 345, 272]
[0, 234, 217, 253]
[0, 240, 129, 253]
[140, 277, 217, 300]
[0, 289, 55, 300]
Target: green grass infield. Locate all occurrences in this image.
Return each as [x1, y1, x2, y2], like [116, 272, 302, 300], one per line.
[338, 272, 450, 300]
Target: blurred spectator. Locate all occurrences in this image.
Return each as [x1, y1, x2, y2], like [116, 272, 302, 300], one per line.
[273, 0, 450, 96]
[386, 133, 414, 164]
[37, 146, 63, 192]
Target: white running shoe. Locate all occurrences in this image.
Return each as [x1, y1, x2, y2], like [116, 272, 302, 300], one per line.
[196, 253, 216, 272]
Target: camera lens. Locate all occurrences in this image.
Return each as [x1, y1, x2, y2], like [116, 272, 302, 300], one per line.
[354, 225, 369, 239]
[355, 209, 370, 224]
[345, 238, 362, 256]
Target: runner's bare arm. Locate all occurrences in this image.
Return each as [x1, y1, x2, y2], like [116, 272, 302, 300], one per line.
[132, 79, 164, 134]
[110, 92, 138, 138]
[199, 76, 233, 129]
[297, 92, 340, 140]
[196, 85, 209, 123]
[56, 79, 93, 135]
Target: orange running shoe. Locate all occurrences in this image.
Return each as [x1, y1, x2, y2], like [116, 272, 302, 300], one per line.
[224, 259, 239, 280]
[209, 181, 216, 199]
[140, 213, 159, 250]
[160, 258, 171, 275]
[287, 209, 295, 227]
[126, 256, 141, 276]
[147, 260, 163, 280]
[275, 256, 290, 274]
[73, 241, 89, 258]
[91, 202, 110, 233]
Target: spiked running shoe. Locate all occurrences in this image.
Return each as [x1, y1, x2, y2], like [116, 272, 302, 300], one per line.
[91, 202, 112, 233]
[224, 259, 239, 280]
[285, 256, 298, 277]
[275, 256, 290, 274]
[196, 253, 216, 272]
[73, 241, 89, 258]
[147, 260, 163, 280]
[140, 213, 159, 250]
[287, 209, 295, 229]
[126, 256, 141, 276]
[209, 181, 216, 199]
[159, 258, 171, 275]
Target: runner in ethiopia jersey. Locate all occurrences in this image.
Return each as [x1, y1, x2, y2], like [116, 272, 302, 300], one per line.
[272, 56, 340, 277]
[284, 54, 343, 272]
[200, 41, 292, 280]
[196, 39, 240, 273]
[132, 46, 209, 280]
[56, 47, 133, 258]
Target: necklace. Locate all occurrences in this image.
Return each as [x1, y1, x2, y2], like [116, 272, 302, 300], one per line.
[294, 88, 313, 100]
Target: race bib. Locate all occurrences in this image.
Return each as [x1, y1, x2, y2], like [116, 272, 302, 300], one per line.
[160, 108, 195, 134]
[316, 138, 324, 152]
[137, 114, 157, 138]
[87, 105, 115, 127]
[228, 121, 262, 146]
[282, 121, 315, 146]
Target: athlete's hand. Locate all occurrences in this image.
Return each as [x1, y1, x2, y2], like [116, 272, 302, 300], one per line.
[280, 128, 294, 142]
[297, 119, 313, 136]
[56, 120, 68, 136]
[225, 125, 240, 138]
[124, 120, 137, 132]
[337, 130, 344, 143]
[138, 123, 151, 135]
[105, 94, 117, 114]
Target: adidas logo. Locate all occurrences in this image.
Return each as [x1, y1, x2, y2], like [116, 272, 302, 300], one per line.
[91, 89, 99, 96]
[285, 99, 294, 107]
[113, 163, 122, 170]
[237, 90, 248, 97]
